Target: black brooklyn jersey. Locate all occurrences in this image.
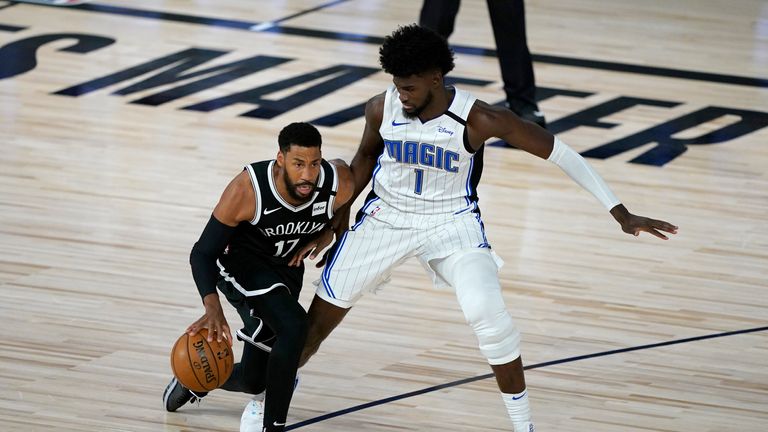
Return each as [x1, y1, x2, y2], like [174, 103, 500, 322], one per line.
[222, 159, 338, 267]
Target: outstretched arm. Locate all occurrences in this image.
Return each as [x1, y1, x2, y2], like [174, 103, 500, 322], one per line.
[289, 94, 386, 267]
[187, 170, 256, 344]
[347, 93, 387, 203]
[467, 101, 678, 239]
[327, 95, 385, 234]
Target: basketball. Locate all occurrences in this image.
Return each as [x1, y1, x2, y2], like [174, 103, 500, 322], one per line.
[170, 329, 234, 392]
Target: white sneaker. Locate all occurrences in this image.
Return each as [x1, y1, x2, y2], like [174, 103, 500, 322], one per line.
[239, 397, 264, 432]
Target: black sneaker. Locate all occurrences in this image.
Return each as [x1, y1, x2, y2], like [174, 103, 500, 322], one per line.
[163, 377, 208, 412]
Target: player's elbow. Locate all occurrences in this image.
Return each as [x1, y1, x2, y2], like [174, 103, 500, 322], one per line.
[189, 241, 213, 267]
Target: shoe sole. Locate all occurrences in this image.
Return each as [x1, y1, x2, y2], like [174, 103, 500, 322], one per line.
[163, 377, 179, 412]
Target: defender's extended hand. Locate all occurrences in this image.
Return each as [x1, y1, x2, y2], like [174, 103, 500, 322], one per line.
[288, 227, 335, 268]
[611, 204, 678, 240]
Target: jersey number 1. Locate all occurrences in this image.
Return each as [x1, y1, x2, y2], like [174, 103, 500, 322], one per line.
[413, 168, 424, 195]
[274, 239, 299, 257]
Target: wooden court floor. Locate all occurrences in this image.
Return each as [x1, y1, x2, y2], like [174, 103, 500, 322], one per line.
[1, 0, 766, 431]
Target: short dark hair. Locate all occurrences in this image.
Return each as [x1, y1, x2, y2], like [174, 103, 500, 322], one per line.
[379, 24, 455, 77]
[278, 122, 322, 152]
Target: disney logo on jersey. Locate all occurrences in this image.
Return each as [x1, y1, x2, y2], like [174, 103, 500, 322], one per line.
[260, 221, 326, 237]
[312, 202, 327, 216]
[383, 139, 460, 173]
[437, 126, 454, 136]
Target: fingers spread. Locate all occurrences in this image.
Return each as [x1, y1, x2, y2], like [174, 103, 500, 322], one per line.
[648, 228, 668, 240]
[658, 222, 678, 234]
[290, 244, 317, 266]
[648, 218, 678, 234]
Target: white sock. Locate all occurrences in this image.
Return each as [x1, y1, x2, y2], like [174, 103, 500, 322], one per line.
[251, 390, 265, 402]
[501, 389, 534, 432]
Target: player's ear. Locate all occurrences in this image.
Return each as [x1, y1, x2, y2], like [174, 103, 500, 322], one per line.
[276, 150, 285, 166]
[431, 69, 441, 86]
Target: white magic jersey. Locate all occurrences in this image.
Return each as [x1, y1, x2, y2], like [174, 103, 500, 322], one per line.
[374, 85, 482, 215]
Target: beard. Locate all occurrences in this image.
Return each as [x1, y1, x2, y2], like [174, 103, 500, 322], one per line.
[401, 91, 432, 119]
[283, 169, 316, 202]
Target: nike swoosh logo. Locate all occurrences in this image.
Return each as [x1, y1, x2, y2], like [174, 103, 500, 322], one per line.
[391, 120, 410, 126]
[263, 207, 281, 215]
[273, 421, 286, 426]
[512, 391, 527, 400]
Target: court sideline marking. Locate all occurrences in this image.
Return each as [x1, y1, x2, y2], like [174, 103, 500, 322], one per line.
[287, 325, 768, 429]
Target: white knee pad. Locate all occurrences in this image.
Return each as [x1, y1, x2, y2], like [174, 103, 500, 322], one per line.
[470, 308, 521, 365]
[441, 249, 522, 365]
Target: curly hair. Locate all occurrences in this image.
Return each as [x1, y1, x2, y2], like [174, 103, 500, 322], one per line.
[278, 122, 322, 152]
[379, 24, 455, 77]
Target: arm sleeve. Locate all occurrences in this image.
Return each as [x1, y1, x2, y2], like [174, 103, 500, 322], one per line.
[189, 214, 237, 300]
[547, 137, 621, 210]
[547, 136, 621, 210]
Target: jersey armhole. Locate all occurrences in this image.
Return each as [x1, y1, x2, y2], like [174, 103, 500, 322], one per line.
[327, 162, 339, 219]
[445, 110, 476, 154]
[245, 164, 262, 225]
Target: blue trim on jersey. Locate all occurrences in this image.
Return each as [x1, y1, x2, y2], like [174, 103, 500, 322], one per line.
[371, 153, 384, 194]
[350, 212, 368, 231]
[464, 156, 475, 207]
[321, 194, 380, 297]
[351, 196, 379, 230]
[474, 211, 490, 248]
[321, 229, 352, 299]
[454, 201, 477, 215]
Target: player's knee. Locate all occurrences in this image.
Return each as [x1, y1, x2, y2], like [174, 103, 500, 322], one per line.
[276, 312, 309, 343]
[459, 286, 503, 324]
[298, 344, 315, 368]
[299, 296, 351, 366]
[449, 251, 518, 364]
[271, 319, 308, 366]
[474, 310, 521, 365]
[460, 294, 521, 365]
[303, 322, 324, 352]
[298, 319, 327, 367]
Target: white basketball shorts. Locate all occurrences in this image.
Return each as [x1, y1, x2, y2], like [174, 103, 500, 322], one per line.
[315, 196, 503, 308]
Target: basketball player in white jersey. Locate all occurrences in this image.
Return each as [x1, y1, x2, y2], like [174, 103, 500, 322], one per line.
[291, 25, 678, 431]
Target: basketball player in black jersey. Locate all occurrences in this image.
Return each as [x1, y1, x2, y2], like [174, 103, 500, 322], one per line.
[162, 122, 353, 432]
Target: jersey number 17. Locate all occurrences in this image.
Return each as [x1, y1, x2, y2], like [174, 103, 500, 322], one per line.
[273, 239, 299, 258]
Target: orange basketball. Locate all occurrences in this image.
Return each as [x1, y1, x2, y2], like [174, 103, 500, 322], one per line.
[170, 328, 234, 392]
